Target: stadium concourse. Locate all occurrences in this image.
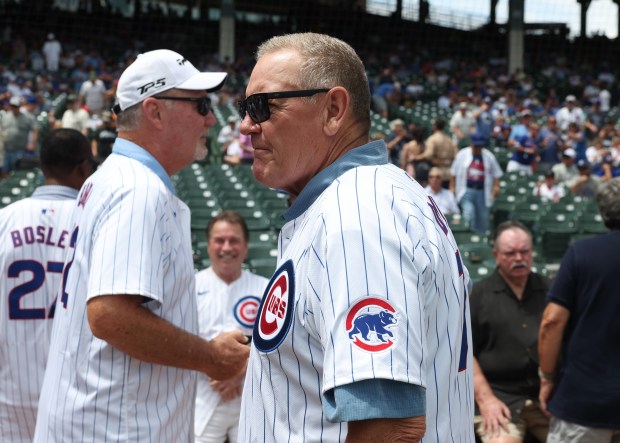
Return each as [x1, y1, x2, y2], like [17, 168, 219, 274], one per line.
[0, 7, 616, 281]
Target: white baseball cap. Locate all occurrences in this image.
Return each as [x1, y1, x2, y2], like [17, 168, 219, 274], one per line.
[563, 148, 576, 158]
[9, 96, 22, 107]
[114, 49, 227, 112]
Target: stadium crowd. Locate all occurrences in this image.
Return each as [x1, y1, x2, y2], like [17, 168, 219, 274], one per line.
[1, 11, 620, 443]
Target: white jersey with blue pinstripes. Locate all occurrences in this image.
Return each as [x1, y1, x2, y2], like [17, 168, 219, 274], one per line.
[0, 186, 79, 443]
[34, 143, 198, 443]
[239, 141, 474, 442]
[194, 267, 268, 436]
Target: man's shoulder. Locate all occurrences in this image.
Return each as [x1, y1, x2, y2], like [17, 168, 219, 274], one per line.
[241, 269, 270, 287]
[471, 269, 503, 297]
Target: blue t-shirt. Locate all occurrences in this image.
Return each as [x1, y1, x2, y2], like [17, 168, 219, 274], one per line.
[546, 230, 620, 428]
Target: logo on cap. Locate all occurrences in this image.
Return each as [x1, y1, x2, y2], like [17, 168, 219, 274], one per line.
[137, 78, 166, 95]
[177, 58, 188, 66]
[253, 260, 295, 352]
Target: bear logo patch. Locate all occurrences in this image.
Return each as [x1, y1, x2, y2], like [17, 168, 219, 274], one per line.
[346, 297, 398, 353]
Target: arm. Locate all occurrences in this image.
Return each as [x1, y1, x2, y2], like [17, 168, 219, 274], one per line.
[87, 294, 250, 380]
[346, 416, 425, 443]
[27, 126, 38, 152]
[492, 178, 501, 197]
[538, 301, 570, 416]
[473, 357, 511, 437]
[209, 361, 248, 401]
[386, 134, 404, 152]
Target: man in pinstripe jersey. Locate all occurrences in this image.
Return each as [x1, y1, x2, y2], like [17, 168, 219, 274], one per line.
[194, 211, 268, 443]
[0, 129, 95, 443]
[237, 33, 474, 442]
[34, 50, 249, 443]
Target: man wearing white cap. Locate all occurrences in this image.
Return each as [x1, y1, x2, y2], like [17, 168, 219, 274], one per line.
[42, 33, 62, 72]
[555, 95, 585, 132]
[34, 49, 250, 443]
[551, 148, 580, 185]
[450, 101, 476, 146]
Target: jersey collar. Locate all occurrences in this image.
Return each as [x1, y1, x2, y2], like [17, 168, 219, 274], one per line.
[284, 140, 388, 221]
[30, 185, 79, 200]
[112, 138, 176, 195]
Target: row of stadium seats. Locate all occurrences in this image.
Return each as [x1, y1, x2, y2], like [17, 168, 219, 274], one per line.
[176, 163, 287, 276]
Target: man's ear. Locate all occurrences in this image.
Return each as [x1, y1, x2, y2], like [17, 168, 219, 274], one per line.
[142, 97, 165, 130]
[324, 86, 349, 136]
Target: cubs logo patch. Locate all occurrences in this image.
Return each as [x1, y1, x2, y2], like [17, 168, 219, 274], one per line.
[346, 297, 398, 353]
[253, 260, 295, 352]
[233, 295, 261, 329]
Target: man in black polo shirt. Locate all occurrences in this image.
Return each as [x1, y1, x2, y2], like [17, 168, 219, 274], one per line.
[471, 221, 550, 443]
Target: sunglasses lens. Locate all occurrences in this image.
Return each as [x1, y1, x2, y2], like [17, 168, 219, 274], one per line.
[199, 98, 211, 116]
[252, 96, 270, 123]
[240, 95, 270, 123]
[237, 101, 246, 120]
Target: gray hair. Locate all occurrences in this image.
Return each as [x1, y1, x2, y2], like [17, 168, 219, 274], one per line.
[116, 104, 142, 132]
[256, 33, 371, 133]
[596, 177, 620, 230]
[116, 90, 179, 132]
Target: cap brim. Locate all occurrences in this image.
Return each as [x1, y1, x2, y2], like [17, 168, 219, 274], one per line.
[177, 72, 227, 92]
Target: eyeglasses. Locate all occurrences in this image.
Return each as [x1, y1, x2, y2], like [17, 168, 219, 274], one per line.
[111, 96, 213, 116]
[154, 96, 213, 116]
[237, 89, 330, 123]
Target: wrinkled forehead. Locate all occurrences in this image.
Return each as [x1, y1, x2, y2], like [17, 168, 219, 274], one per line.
[247, 49, 302, 95]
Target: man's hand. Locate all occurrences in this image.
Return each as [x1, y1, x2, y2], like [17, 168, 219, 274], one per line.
[206, 330, 250, 381]
[538, 378, 555, 417]
[210, 367, 246, 401]
[479, 396, 512, 438]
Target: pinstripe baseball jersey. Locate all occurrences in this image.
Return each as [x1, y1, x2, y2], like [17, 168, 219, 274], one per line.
[0, 185, 79, 443]
[239, 141, 474, 442]
[34, 139, 199, 443]
[194, 267, 268, 436]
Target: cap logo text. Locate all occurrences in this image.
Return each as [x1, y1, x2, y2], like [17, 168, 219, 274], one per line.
[177, 58, 187, 66]
[137, 78, 166, 95]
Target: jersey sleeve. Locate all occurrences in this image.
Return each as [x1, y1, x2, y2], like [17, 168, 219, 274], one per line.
[546, 245, 577, 311]
[87, 175, 172, 305]
[306, 170, 431, 396]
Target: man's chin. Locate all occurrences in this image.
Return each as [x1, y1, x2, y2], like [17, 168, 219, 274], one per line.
[193, 146, 208, 161]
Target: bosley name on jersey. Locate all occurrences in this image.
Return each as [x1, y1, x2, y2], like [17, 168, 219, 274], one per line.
[10, 225, 70, 249]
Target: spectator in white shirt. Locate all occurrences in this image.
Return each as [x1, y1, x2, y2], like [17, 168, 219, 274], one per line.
[534, 170, 566, 203]
[426, 167, 460, 216]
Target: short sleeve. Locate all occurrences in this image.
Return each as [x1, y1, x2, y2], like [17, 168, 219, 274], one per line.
[546, 245, 577, 311]
[88, 175, 171, 304]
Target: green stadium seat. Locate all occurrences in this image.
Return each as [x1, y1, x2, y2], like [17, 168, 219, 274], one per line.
[466, 263, 492, 283]
[445, 213, 470, 232]
[248, 257, 277, 279]
[452, 231, 487, 246]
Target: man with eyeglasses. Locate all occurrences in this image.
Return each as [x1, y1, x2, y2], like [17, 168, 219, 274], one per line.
[237, 33, 474, 443]
[425, 166, 460, 216]
[34, 49, 250, 442]
[470, 221, 550, 443]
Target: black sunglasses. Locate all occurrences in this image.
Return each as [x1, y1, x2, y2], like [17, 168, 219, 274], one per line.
[112, 96, 213, 116]
[237, 89, 330, 123]
[154, 96, 213, 116]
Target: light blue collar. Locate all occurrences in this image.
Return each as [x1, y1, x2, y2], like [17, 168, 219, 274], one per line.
[30, 185, 79, 200]
[112, 138, 176, 195]
[284, 140, 388, 221]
